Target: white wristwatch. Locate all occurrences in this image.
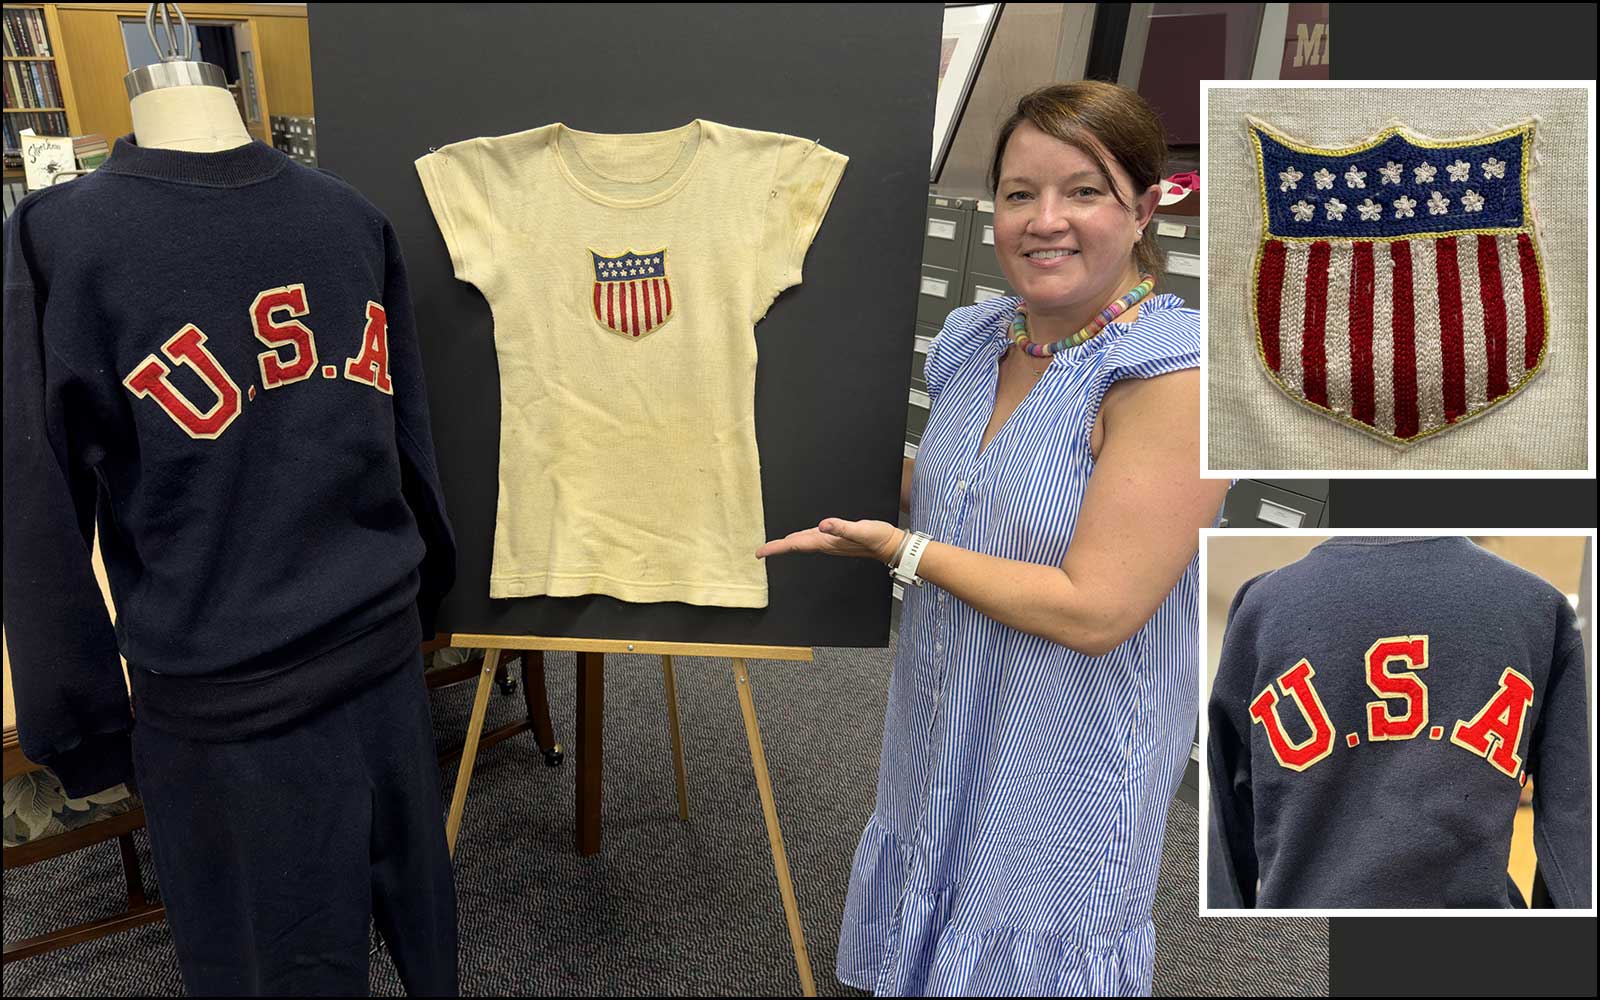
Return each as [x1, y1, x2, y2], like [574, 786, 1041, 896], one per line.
[890, 531, 933, 588]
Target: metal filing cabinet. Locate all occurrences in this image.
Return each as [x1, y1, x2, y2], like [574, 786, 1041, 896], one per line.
[909, 196, 977, 466]
[909, 337, 930, 393]
[967, 200, 998, 274]
[964, 271, 1015, 307]
[965, 199, 1015, 306]
[1221, 479, 1330, 528]
[917, 265, 961, 328]
[1151, 213, 1199, 308]
[912, 326, 939, 401]
[924, 194, 975, 272]
[905, 391, 931, 446]
[918, 194, 977, 329]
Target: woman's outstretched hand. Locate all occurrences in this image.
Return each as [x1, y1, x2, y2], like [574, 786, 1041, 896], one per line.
[756, 518, 904, 564]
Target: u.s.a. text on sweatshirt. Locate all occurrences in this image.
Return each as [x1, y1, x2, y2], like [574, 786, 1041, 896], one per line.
[3, 135, 456, 797]
[1207, 536, 1589, 908]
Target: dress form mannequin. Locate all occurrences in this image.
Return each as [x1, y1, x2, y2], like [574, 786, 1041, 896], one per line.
[124, 3, 251, 152]
[3, 6, 459, 995]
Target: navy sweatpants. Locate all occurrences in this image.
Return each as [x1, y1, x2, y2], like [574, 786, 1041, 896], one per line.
[131, 654, 458, 996]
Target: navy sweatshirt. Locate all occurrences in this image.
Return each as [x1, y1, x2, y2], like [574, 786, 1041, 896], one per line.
[3, 135, 456, 798]
[1207, 536, 1590, 908]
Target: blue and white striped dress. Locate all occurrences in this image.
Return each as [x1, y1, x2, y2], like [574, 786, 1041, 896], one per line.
[837, 293, 1200, 997]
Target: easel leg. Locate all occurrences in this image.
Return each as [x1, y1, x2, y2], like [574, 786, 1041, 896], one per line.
[576, 651, 604, 856]
[446, 648, 502, 858]
[732, 658, 816, 997]
[661, 655, 690, 822]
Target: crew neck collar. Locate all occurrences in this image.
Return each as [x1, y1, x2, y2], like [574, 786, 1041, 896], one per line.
[550, 119, 706, 209]
[101, 133, 290, 188]
[1316, 536, 1468, 547]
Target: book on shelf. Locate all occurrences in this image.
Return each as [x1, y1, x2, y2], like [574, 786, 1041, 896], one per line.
[3, 110, 69, 161]
[4, 44, 62, 108]
[73, 133, 109, 171]
[5, 9, 55, 59]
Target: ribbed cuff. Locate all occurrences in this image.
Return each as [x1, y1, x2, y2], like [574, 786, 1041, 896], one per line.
[42, 730, 134, 800]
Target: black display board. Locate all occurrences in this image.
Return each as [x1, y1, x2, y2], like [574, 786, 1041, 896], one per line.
[307, 4, 941, 647]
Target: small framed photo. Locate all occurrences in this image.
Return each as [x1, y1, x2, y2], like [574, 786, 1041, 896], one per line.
[931, 3, 1001, 184]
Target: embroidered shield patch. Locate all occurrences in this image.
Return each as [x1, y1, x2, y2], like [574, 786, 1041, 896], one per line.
[1248, 118, 1547, 447]
[591, 248, 673, 339]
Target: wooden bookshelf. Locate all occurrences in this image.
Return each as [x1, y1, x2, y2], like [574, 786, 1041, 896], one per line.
[4, 3, 80, 178]
[4, 4, 312, 183]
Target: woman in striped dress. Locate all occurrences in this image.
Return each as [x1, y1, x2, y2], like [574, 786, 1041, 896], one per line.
[760, 82, 1227, 996]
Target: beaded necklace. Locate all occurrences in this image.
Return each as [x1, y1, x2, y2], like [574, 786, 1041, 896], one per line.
[1010, 273, 1157, 359]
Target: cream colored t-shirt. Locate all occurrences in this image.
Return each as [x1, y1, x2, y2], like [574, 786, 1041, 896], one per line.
[415, 119, 847, 606]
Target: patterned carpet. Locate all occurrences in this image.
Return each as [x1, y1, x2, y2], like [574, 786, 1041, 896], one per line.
[4, 636, 1326, 996]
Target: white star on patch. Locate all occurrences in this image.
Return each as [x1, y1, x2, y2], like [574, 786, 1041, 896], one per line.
[1357, 198, 1383, 221]
[1427, 191, 1450, 215]
[1413, 162, 1437, 184]
[1344, 165, 1366, 188]
[1461, 189, 1486, 213]
[1279, 166, 1302, 191]
[1378, 161, 1403, 185]
[1325, 197, 1347, 221]
[1446, 159, 1472, 182]
[1313, 168, 1335, 190]
[1393, 195, 1417, 219]
[1482, 156, 1506, 179]
[1290, 200, 1316, 222]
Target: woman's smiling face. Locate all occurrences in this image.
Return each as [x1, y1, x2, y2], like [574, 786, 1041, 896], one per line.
[992, 121, 1154, 319]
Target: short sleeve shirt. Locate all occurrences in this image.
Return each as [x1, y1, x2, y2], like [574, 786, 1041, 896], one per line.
[415, 120, 846, 605]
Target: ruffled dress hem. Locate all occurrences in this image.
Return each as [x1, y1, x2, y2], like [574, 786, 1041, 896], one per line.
[837, 815, 1156, 997]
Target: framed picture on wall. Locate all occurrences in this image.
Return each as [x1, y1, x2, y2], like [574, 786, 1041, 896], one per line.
[931, 3, 1001, 183]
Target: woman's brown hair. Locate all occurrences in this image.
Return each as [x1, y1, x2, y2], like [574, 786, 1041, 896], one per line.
[989, 81, 1169, 276]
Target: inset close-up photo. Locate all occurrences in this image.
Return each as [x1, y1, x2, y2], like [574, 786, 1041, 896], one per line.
[1203, 531, 1595, 912]
[1203, 83, 1594, 475]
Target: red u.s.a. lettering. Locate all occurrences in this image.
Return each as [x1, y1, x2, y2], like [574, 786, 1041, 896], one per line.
[123, 283, 392, 439]
[1248, 633, 1535, 781]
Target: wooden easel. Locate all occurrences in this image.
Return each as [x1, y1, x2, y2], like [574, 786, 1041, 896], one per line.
[440, 633, 818, 997]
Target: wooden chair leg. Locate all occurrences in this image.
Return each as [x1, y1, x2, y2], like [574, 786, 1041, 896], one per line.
[3, 903, 165, 964]
[731, 658, 815, 997]
[661, 655, 690, 822]
[522, 650, 563, 766]
[117, 832, 148, 908]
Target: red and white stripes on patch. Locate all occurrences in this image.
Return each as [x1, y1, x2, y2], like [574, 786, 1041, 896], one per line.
[593, 276, 673, 337]
[1256, 233, 1545, 441]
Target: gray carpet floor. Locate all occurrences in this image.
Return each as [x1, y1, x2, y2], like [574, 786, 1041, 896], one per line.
[4, 634, 1327, 996]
